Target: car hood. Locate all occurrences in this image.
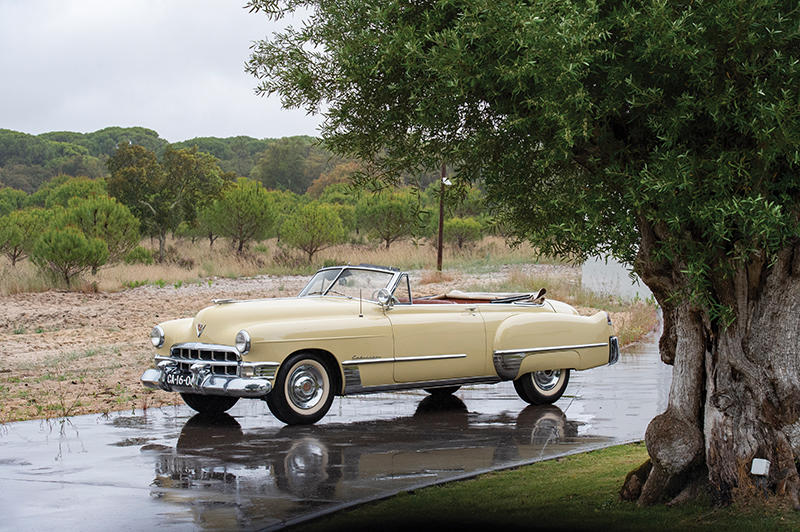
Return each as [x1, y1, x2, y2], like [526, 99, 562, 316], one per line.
[189, 296, 364, 344]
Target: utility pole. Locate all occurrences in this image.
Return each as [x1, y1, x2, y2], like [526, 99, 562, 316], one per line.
[436, 162, 447, 272]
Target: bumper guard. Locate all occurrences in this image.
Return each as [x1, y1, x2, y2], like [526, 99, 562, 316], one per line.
[608, 336, 620, 365]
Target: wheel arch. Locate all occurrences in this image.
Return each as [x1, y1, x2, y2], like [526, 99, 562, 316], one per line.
[283, 348, 344, 395]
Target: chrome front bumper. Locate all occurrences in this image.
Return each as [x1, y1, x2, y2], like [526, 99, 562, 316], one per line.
[141, 360, 273, 398]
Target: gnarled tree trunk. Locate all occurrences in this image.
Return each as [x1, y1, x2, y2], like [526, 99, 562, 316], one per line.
[624, 226, 800, 507]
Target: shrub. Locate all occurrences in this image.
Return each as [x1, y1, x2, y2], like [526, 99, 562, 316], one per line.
[31, 227, 109, 287]
[443, 217, 484, 249]
[59, 195, 139, 269]
[280, 202, 345, 262]
[200, 178, 276, 253]
[0, 208, 53, 266]
[124, 246, 155, 265]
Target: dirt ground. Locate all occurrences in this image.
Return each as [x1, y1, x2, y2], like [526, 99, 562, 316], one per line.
[0, 264, 651, 423]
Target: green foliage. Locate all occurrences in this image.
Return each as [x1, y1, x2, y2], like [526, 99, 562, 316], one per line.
[0, 208, 53, 266]
[251, 136, 335, 194]
[170, 135, 273, 176]
[43, 177, 107, 208]
[356, 189, 421, 248]
[107, 143, 227, 261]
[39, 127, 168, 158]
[0, 129, 115, 192]
[161, 145, 230, 226]
[31, 227, 108, 287]
[200, 177, 277, 253]
[280, 201, 345, 262]
[443, 217, 483, 249]
[124, 246, 154, 265]
[106, 143, 167, 230]
[0, 187, 27, 215]
[58, 195, 139, 268]
[307, 160, 361, 198]
[249, 0, 800, 318]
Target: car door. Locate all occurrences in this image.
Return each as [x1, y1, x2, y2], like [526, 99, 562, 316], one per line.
[387, 302, 487, 383]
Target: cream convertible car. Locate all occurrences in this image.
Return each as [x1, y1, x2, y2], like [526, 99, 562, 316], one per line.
[142, 265, 619, 425]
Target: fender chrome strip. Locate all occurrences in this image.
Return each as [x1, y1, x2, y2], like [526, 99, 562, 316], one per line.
[494, 342, 607, 356]
[342, 353, 467, 366]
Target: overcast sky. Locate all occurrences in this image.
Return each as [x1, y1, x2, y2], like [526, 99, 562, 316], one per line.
[0, 0, 321, 142]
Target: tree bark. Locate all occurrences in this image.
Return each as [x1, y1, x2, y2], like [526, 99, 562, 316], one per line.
[626, 232, 800, 507]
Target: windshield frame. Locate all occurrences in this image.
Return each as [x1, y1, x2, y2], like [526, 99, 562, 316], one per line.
[298, 266, 406, 302]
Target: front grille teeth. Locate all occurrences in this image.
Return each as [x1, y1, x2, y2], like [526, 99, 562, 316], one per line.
[169, 343, 241, 376]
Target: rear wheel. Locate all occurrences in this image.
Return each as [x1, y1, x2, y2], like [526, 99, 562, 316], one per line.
[513, 369, 570, 405]
[423, 385, 461, 396]
[267, 352, 335, 425]
[180, 393, 239, 415]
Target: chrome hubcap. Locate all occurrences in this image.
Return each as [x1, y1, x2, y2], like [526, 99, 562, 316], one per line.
[533, 370, 561, 391]
[288, 364, 324, 410]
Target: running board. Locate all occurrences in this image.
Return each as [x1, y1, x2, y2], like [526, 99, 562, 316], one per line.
[342, 374, 500, 395]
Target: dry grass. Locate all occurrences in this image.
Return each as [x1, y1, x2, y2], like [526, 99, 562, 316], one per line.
[418, 270, 456, 285]
[0, 235, 558, 295]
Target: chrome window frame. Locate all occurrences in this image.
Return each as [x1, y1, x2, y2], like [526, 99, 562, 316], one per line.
[298, 265, 405, 303]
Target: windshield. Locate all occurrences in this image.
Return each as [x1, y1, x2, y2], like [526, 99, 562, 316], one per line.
[298, 267, 396, 301]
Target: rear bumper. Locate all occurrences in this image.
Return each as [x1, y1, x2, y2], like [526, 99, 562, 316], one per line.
[141, 362, 272, 398]
[608, 336, 620, 365]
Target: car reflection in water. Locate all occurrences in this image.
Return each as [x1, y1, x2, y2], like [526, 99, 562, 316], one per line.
[148, 395, 605, 529]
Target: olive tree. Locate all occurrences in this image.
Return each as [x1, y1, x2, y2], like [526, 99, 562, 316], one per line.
[248, 0, 800, 507]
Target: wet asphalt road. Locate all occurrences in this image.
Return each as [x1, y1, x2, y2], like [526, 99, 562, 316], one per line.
[0, 339, 670, 531]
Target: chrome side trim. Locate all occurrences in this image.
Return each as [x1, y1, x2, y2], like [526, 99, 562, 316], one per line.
[493, 341, 609, 380]
[342, 357, 393, 366]
[395, 353, 467, 363]
[494, 342, 607, 356]
[342, 353, 467, 366]
[344, 375, 500, 395]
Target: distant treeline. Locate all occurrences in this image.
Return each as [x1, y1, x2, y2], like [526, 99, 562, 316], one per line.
[0, 126, 441, 194]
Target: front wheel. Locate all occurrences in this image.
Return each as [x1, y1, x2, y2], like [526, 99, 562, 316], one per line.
[267, 352, 335, 425]
[180, 392, 239, 415]
[513, 369, 570, 405]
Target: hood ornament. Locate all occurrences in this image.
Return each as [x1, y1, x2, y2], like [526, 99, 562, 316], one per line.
[196, 322, 206, 338]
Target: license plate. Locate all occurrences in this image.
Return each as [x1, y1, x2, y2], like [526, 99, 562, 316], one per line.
[165, 369, 193, 387]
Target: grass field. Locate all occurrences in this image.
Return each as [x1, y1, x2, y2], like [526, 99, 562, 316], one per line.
[0, 235, 558, 295]
[298, 443, 800, 531]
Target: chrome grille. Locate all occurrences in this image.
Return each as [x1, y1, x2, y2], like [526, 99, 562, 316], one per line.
[169, 343, 240, 376]
[254, 365, 277, 378]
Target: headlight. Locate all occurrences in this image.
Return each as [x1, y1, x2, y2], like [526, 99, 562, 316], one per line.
[150, 325, 165, 348]
[235, 330, 251, 354]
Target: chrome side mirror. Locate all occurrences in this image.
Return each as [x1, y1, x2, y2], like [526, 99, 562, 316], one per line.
[376, 288, 394, 310]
